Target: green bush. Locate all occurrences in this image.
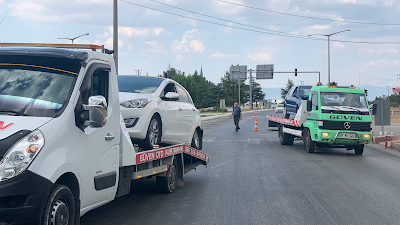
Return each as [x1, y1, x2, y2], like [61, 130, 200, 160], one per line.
[390, 102, 399, 107]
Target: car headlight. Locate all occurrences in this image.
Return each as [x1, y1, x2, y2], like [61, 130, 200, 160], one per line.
[0, 130, 45, 181]
[120, 99, 152, 108]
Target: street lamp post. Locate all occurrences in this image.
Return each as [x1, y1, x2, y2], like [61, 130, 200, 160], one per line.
[58, 33, 89, 44]
[308, 29, 350, 85]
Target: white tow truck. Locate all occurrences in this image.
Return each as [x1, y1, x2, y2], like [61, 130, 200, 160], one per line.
[0, 43, 208, 225]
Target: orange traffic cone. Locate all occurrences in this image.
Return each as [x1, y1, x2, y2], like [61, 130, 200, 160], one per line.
[256, 110, 259, 115]
[253, 119, 259, 131]
[253, 114, 256, 119]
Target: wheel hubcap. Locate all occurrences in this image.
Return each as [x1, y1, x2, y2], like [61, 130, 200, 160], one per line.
[50, 200, 69, 225]
[149, 119, 159, 145]
[193, 132, 199, 149]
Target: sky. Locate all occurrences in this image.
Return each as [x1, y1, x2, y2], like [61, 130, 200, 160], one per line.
[1, 0, 400, 98]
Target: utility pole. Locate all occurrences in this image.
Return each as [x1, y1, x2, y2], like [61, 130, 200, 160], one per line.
[387, 86, 390, 97]
[249, 69, 253, 110]
[238, 72, 241, 106]
[113, 0, 118, 74]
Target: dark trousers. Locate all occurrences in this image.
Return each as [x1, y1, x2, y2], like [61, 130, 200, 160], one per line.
[234, 115, 240, 130]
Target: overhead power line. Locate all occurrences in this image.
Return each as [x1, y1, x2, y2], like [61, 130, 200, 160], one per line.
[119, 0, 400, 44]
[216, 0, 400, 26]
[0, 17, 6, 25]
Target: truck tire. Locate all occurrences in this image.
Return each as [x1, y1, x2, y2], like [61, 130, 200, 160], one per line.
[354, 145, 364, 155]
[191, 129, 202, 150]
[279, 125, 294, 145]
[42, 184, 76, 225]
[157, 158, 177, 193]
[304, 129, 315, 153]
[141, 115, 161, 150]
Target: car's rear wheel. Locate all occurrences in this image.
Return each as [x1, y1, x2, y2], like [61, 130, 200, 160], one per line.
[141, 115, 161, 150]
[191, 129, 202, 150]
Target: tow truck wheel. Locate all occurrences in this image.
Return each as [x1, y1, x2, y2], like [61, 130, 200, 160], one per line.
[304, 129, 315, 153]
[157, 158, 177, 193]
[354, 144, 364, 155]
[279, 125, 294, 145]
[142, 115, 161, 150]
[42, 184, 75, 225]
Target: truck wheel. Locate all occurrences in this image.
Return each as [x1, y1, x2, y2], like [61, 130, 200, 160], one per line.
[304, 129, 315, 153]
[279, 125, 294, 145]
[142, 115, 161, 150]
[42, 184, 76, 225]
[157, 158, 177, 193]
[354, 145, 364, 155]
[191, 129, 202, 150]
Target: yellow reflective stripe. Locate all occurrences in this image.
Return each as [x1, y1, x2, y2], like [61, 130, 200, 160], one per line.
[0, 63, 78, 75]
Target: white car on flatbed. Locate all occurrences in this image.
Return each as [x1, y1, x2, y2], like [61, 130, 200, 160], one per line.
[118, 75, 203, 150]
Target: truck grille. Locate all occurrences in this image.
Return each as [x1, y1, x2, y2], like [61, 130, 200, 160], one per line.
[320, 121, 371, 132]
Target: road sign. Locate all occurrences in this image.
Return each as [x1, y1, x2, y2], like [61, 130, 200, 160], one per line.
[375, 100, 391, 126]
[230, 65, 247, 81]
[256, 64, 274, 79]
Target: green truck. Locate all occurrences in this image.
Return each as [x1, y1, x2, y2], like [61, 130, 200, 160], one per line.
[268, 85, 373, 155]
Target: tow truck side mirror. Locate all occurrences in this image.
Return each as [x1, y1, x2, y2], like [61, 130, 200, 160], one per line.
[372, 104, 377, 115]
[306, 100, 312, 112]
[83, 96, 108, 128]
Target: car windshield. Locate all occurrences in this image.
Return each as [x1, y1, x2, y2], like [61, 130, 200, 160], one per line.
[299, 86, 311, 97]
[0, 56, 80, 117]
[118, 76, 163, 94]
[320, 92, 368, 109]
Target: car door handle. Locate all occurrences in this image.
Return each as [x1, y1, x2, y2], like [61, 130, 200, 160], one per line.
[179, 107, 183, 111]
[105, 133, 114, 140]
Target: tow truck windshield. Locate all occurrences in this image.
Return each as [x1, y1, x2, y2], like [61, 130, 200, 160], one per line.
[0, 58, 80, 117]
[320, 92, 369, 114]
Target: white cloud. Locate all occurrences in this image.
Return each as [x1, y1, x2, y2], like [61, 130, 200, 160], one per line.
[179, 15, 197, 27]
[128, 45, 133, 51]
[113, 26, 165, 37]
[337, 0, 376, 4]
[267, 0, 291, 11]
[220, 22, 234, 34]
[333, 42, 346, 49]
[248, 53, 271, 61]
[97, 31, 110, 38]
[144, 41, 166, 54]
[105, 37, 122, 49]
[366, 59, 400, 67]
[359, 49, 375, 54]
[383, 0, 394, 6]
[209, 0, 244, 15]
[170, 29, 207, 61]
[210, 52, 238, 59]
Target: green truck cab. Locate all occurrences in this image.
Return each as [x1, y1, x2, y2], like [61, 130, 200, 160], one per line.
[302, 85, 372, 154]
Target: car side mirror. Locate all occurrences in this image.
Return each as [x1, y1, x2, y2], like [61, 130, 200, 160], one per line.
[372, 104, 377, 115]
[165, 92, 180, 100]
[83, 96, 108, 128]
[307, 100, 312, 112]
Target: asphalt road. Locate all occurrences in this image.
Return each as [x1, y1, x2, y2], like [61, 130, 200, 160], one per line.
[81, 110, 400, 225]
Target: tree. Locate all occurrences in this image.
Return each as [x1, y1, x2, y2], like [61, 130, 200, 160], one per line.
[280, 79, 294, 100]
[250, 78, 266, 103]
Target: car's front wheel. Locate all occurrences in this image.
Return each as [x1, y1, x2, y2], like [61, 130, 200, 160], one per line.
[141, 115, 161, 150]
[191, 129, 202, 150]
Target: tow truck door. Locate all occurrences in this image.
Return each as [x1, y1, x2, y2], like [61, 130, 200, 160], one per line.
[74, 61, 119, 211]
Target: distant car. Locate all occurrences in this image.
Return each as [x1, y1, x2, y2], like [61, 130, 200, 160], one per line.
[118, 75, 203, 150]
[284, 85, 312, 118]
[275, 104, 284, 113]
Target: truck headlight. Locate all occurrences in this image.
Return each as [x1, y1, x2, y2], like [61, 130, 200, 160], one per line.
[0, 130, 45, 181]
[120, 99, 152, 108]
[363, 134, 370, 139]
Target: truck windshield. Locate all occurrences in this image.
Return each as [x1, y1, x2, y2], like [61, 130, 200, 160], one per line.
[118, 76, 163, 94]
[0, 59, 80, 117]
[320, 92, 368, 109]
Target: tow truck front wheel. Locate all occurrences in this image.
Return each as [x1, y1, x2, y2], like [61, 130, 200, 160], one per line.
[304, 129, 315, 153]
[157, 158, 178, 193]
[354, 144, 364, 155]
[42, 184, 75, 225]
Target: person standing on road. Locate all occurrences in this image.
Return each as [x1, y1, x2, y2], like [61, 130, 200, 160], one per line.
[230, 102, 242, 132]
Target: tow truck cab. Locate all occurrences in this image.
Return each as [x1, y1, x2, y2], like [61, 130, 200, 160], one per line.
[303, 85, 372, 151]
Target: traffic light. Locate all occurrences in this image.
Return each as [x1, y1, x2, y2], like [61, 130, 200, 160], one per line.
[295, 69, 297, 76]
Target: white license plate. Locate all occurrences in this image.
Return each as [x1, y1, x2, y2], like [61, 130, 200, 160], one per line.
[338, 133, 356, 138]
